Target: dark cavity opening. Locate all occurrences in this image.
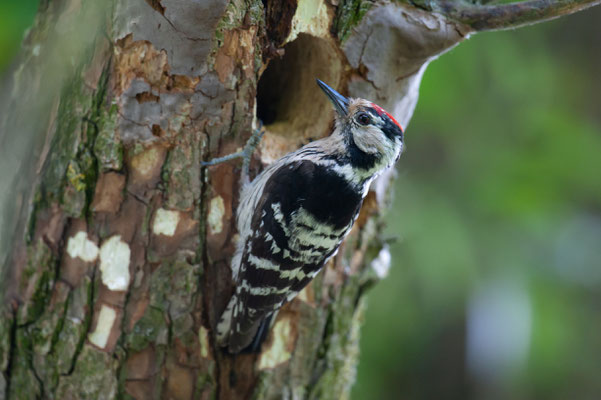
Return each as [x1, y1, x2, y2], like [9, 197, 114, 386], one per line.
[256, 33, 342, 140]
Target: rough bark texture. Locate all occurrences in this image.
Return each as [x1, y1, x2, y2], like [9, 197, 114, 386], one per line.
[4, 0, 586, 398]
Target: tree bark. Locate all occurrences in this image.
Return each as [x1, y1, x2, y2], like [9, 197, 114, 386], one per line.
[0, 0, 597, 399]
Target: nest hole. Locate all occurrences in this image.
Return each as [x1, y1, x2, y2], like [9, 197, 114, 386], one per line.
[256, 33, 343, 141]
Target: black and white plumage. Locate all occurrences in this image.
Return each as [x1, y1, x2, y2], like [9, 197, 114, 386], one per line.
[216, 80, 404, 353]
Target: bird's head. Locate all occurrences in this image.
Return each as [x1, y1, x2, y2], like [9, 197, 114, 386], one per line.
[317, 79, 404, 171]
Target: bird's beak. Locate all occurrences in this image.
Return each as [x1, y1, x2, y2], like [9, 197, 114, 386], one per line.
[316, 79, 349, 116]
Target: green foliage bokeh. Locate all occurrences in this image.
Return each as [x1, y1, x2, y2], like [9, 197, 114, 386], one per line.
[0, 1, 38, 73]
[354, 8, 601, 400]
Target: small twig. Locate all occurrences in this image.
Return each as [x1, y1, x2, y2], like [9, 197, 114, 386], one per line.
[428, 0, 601, 31]
[201, 123, 265, 186]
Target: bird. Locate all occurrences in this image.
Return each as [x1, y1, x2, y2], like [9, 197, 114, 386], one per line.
[215, 79, 405, 353]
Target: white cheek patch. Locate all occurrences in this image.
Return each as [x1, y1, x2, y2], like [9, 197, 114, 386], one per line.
[353, 125, 396, 161]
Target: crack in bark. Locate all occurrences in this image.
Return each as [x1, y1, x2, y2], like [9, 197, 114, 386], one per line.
[199, 139, 222, 398]
[117, 109, 153, 129]
[115, 274, 135, 397]
[64, 266, 97, 377]
[159, 11, 210, 44]
[127, 189, 152, 206]
[30, 351, 46, 398]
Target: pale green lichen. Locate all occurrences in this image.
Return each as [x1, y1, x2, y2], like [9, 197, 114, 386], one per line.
[152, 208, 180, 236]
[257, 317, 294, 370]
[93, 103, 123, 171]
[54, 276, 93, 376]
[17, 240, 55, 325]
[287, 0, 331, 43]
[40, 75, 94, 204]
[125, 306, 167, 352]
[7, 329, 41, 400]
[132, 146, 163, 177]
[198, 326, 211, 359]
[333, 0, 372, 42]
[162, 132, 202, 211]
[55, 345, 118, 400]
[210, 0, 263, 66]
[66, 231, 99, 262]
[87, 304, 117, 349]
[66, 162, 87, 192]
[308, 274, 364, 400]
[29, 283, 70, 392]
[125, 260, 201, 356]
[98, 235, 131, 291]
[207, 196, 225, 234]
[37, 60, 110, 219]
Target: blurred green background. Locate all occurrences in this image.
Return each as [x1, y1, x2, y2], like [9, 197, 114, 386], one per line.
[0, 1, 39, 74]
[2, 2, 600, 399]
[354, 8, 601, 400]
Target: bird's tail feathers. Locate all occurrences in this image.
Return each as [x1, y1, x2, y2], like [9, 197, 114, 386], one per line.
[216, 294, 236, 346]
[241, 313, 275, 354]
[216, 293, 276, 354]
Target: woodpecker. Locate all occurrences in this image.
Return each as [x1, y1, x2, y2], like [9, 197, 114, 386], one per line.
[215, 79, 404, 353]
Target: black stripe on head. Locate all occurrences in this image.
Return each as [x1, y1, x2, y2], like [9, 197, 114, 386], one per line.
[339, 125, 379, 170]
[348, 134, 379, 170]
[366, 108, 404, 142]
[382, 117, 404, 142]
[368, 104, 404, 143]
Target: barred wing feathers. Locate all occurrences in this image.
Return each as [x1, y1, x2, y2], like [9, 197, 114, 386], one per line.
[217, 159, 364, 353]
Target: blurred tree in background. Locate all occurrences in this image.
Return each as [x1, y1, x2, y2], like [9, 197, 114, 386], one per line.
[1, 1, 600, 399]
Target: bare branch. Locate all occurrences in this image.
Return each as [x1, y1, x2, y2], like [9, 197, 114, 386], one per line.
[421, 0, 601, 31]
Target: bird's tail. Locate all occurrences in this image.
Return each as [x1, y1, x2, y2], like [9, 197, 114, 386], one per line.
[216, 294, 275, 354]
[243, 313, 274, 353]
[215, 294, 237, 346]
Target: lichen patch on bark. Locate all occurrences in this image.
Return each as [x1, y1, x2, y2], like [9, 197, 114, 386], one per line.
[258, 314, 297, 370]
[99, 235, 131, 291]
[88, 304, 117, 349]
[215, 27, 258, 84]
[287, 0, 333, 43]
[208, 195, 225, 234]
[371, 245, 391, 279]
[127, 144, 168, 197]
[66, 231, 100, 262]
[198, 326, 212, 359]
[152, 208, 181, 236]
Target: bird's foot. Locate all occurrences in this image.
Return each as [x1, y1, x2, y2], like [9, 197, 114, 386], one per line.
[201, 122, 265, 185]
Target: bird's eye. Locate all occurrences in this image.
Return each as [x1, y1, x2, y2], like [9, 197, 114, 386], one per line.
[357, 113, 371, 126]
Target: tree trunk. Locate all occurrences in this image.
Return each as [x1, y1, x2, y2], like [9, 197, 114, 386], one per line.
[0, 0, 596, 399]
